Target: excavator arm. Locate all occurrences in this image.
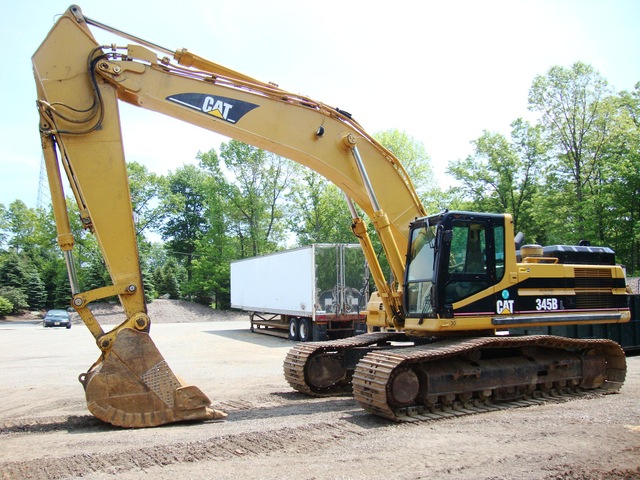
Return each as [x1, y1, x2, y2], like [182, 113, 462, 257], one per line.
[33, 5, 426, 427]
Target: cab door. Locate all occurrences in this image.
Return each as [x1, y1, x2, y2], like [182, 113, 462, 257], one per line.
[435, 214, 505, 317]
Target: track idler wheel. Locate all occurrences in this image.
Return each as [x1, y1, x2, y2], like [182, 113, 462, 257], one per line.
[79, 328, 227, 428]
[388, 368, 420, 407]
[306, 353, 347, 389]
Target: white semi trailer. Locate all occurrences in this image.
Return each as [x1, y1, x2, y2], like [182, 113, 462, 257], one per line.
[231, 244, 369, 341]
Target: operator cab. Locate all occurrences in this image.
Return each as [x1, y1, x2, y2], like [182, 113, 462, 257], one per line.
[404, 211, 506, 319]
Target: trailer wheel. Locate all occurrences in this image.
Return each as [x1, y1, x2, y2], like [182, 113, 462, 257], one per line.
[299, 318, 312, 342]
[288, 317, 299, 341]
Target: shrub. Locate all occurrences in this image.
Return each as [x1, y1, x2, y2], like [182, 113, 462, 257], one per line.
[0, 296, 12, 316]
[0, 286, 29, 314]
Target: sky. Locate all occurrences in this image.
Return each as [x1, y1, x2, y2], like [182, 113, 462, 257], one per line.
[1, 0, 639, 210]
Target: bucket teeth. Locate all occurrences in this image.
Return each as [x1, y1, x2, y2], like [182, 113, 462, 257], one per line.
[82, 328, 226, 428]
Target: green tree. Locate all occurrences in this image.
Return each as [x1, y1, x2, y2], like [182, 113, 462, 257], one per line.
[528, 62, 614, 243]
[0, 251, 46, 310]
[0, 204, 8, 250]
[49, 264, 73, 308]
[153, 258, 186, 299]
[217, 140, 292, 257]
[127, 161, 165, 237]
[4, 200, 38, 255]
[189, 244, 231, 308]
[0, 286, 28, 313]
[81, 256, 110, 292]
[140, 263, 157, 303]
[0, 251, 28, 289]
[25, 270, 47, 309]
[0, 199, 88, 309]
[143, 242, 169, 271]
[286, 167, 354, 245]
[0, 296, 12, 316]
[601, 83, 640, 273]
[447, 119, 546, 236]
[187, 149, 236, 307]
[160, 165, 209, 285]
[374, 129, 437, 208]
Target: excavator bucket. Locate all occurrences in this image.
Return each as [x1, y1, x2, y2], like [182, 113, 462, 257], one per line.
[79, 328, 226, 428]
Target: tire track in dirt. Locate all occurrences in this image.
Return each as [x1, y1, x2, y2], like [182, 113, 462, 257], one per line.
[0, 420, 367, 479]
[1, 415, 106, 435]
[542, 465, 640, 479]
[0, 392, 358, 436]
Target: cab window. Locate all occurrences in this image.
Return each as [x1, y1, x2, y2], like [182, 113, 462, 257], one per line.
[445, 222, 489, 304]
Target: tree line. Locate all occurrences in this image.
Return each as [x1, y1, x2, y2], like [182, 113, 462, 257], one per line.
[0, 62, 638, 315]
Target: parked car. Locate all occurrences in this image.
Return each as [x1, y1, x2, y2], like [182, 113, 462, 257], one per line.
[43, 309, 72, 329]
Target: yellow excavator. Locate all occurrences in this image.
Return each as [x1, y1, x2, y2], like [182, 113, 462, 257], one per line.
[33, 5, 630, 427]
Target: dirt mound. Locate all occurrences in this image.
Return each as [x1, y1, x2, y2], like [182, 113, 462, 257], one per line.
[0, 299, 245, 325]
[0, 310, 43, 323]
[88, 299, 244, 324]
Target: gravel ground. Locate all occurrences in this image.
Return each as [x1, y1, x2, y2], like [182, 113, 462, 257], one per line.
[0, 300, 638, 480]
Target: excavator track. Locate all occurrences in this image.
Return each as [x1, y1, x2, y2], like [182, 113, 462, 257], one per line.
[352, 335, 627, 422]
[284, 332, 408, 396]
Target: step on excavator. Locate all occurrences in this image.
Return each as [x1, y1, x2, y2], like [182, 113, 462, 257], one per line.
[33, 5, 629, 427]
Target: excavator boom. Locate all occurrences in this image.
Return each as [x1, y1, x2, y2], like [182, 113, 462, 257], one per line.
[33, 5, 425, 427]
